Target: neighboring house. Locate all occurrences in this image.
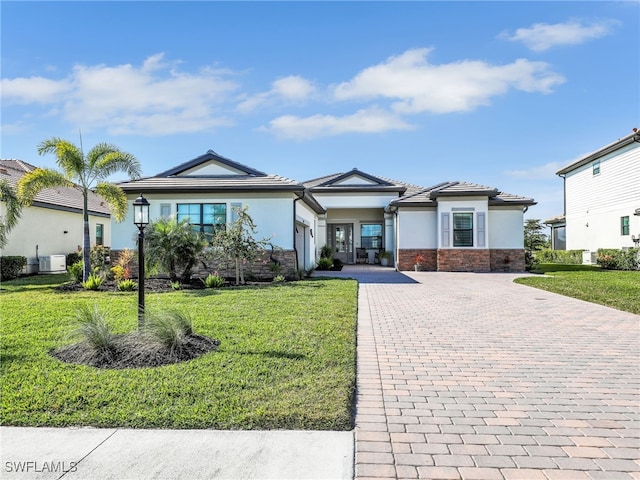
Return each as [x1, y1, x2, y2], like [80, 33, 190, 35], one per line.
[114, 151, 535, 275]
[545, 130, 640, 261]
[0, 160, 111, 272]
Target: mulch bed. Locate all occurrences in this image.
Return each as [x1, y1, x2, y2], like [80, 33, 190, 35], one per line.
[51, 332, 220, 369]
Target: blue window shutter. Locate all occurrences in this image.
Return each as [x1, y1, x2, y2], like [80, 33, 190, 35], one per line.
[477, 212, 486, 247]
[441, 213, 450, 247]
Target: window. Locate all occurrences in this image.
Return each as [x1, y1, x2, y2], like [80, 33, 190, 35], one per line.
[160, 203, 171, 219]
[95, 224, 104, 245]
[453, 213, 473, 247]
[621, 216, 630, 236]
[593, 161, 600, 175]
[230, 202, 242, 223]
[177, 203, 226, 235]
[361, 224, 382, 249]
[553, 226, 566, 250]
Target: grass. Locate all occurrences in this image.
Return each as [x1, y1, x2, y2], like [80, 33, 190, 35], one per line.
[1, 275, 358, 430]
[516, 264, 640, 314]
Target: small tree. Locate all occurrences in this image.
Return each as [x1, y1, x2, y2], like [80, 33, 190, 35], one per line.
[209, 206, 270, 285]
[524, 219, 550, 269]
[18, 138, 140, 281]
[0, 180, 23, 249]
[144, 217, 208, 283]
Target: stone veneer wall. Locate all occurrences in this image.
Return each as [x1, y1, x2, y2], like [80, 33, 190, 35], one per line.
[397, 249, 437, 271]
[489, 249, 525, 272]
[437, 249, 491, 272]
[110, 249, 298, 281]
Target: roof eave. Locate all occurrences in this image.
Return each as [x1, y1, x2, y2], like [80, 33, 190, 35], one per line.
[556, 132, 640, 175]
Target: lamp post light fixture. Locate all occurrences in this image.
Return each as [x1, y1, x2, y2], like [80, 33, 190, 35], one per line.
[133, 194, 150, 328]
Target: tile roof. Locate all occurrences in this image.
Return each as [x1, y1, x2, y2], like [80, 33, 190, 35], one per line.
[390, 181, 536, 207]
[304, 169, 423, 195]
[0, 159, 110, 216]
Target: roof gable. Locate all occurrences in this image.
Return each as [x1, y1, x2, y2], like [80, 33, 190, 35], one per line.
[317, 169, 394, 187]
[156, 150, 266, 178]
[306, 168, 407, 194]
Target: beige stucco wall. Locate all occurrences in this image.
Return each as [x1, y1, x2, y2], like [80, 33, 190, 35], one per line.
[1, 204, 111, 266]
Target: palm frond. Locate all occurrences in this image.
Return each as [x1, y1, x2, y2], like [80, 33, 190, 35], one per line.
[0, 180, 23, 248]
[93, 149, 142, 181]
[16, 168, 72, 205]
[37, 137, 84, 181]
[94, 182, 128, 222]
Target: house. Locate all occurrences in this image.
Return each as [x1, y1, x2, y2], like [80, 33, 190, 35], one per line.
[113, 150, 534, 275]
[545, 130, 640, 261]
[0, 160, 111, 272]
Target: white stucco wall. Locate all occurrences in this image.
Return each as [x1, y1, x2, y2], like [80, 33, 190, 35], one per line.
[488, 208, 525, 248]
[437, 197, 489, 249]
[111, 193, 296, 250]
[396, 209, 437, 249]
[1, 204, 110, 267]
[313, 192, 399, 209]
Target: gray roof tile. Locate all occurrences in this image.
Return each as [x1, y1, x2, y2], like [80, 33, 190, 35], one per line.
[0, 159, 111, 216]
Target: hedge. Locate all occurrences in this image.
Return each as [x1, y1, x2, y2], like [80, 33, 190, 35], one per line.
[535, 249, 584, 264]
[0, 256, 27, 281]
[596, 248, 640, 270]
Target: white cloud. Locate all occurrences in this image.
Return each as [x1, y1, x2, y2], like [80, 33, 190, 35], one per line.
[1, 76, 72, 104]
[333, 48, 565, 114]
[499, 19, 619, 52]
[1, 53, 238, 135]
[238, 75, 316, 112]
[262, 106, 413, 140]
[505, 161, 563, 179]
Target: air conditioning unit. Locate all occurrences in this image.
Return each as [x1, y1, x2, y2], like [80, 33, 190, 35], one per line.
[39, 255, 67, 274]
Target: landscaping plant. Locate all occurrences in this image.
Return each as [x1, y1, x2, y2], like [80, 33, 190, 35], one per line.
[203, 272, 225, 288]
[17, 137, 141, 282]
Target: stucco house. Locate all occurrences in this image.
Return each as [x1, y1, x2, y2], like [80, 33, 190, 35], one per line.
[545, 130, 640, 262]
[114, 150, 535, 275]
[0, 159, 111, 272]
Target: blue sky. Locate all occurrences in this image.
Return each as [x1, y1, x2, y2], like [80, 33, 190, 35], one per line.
[2, 1, 639, 223]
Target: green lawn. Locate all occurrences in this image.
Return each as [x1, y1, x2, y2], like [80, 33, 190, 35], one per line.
[1, 275, 358, 430]
[515, 264, 640, 314]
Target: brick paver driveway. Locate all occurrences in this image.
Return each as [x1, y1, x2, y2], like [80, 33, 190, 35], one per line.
[322, 267, 640, 480]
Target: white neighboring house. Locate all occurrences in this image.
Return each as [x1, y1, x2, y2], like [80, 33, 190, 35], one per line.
[546, 131, 640, 262]
[113, 151, 535, 275]
[0, 160, 111, 273]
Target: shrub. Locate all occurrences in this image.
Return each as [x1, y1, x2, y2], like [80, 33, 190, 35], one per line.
[90, 245, 110, 274]
[170, 281, 182, 290]
[317, 257, 334, 270]
[0, 256, 27, 281]
[111, 249, 135, 281]
[72, 304, 114, 359]
[320, 245, 333, 259]
[66, 252, 82, 267]
[333, 258, 343, 270]
[82, 273, 104, 290]
[272, 275, 286, 283]
[116, 279, 138, 291]
[535, 249, 584, 264]
[203, 272, 225, 288]
[597, 248, 639, 270]
[68, 261, 84, 283]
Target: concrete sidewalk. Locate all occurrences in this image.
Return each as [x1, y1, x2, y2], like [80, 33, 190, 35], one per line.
[0, 428, 353, 479]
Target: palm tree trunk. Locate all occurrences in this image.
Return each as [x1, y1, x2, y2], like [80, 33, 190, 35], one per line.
[82, 189, 91, 282]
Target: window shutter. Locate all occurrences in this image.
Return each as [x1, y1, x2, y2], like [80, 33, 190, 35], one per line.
[441, 213, 450, 247]
[477, 212, 486, 247]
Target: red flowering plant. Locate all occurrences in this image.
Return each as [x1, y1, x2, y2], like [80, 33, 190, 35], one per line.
[414, 253, 425, 265]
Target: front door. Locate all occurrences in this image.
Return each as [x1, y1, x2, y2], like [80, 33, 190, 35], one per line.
[330, 224, 353, 264]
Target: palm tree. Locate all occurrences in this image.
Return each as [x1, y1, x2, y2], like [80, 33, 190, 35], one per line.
[18, 138, 141, 281]
[0, 179, 23, 249]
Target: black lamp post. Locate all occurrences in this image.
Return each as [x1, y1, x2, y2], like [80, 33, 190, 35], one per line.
[133, 194, 150, 328]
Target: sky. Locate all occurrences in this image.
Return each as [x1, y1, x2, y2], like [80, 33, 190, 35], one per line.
[2, 1, 639, 224]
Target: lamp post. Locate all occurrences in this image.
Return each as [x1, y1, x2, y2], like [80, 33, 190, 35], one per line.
[133, 194, 150, 328]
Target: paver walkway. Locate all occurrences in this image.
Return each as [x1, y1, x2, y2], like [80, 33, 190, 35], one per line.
[320, 266, 640, 480]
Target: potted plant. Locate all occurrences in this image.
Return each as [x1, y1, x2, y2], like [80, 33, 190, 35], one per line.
[379, 250, 393, 267]
[414, 253, 425, 272]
